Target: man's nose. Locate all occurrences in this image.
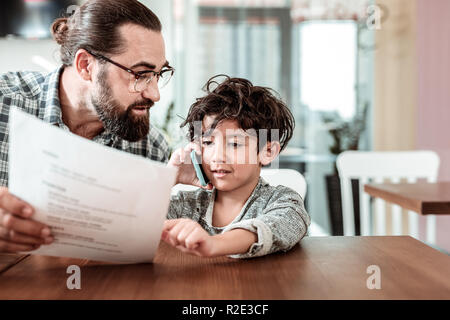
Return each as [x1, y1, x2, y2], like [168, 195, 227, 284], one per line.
[141, 78, 160, 102]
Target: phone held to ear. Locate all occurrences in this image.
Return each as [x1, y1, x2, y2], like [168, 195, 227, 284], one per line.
[190, 150, 210, 187]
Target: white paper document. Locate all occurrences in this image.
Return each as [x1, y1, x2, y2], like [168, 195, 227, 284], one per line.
[8, 108, 177, 264]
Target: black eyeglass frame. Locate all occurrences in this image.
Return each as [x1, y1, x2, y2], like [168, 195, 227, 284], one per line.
[85, 49, 175, 92]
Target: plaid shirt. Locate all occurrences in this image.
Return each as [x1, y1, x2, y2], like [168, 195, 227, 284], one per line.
[0, 66, 170, 187]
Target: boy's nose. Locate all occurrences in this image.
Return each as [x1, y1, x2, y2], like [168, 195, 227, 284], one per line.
[211, 142, 227, 163]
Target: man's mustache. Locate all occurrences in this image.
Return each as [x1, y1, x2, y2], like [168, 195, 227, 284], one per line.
[128, 100, 154, 110]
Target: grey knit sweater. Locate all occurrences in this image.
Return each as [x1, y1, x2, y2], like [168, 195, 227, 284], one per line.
[167, 177, 310, 258]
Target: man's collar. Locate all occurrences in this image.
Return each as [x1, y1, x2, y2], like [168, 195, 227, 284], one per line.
[38, 66, 66, 127]
[37, 66, 117, 145]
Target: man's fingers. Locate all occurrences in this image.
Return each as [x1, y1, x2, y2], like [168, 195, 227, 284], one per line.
[0, 225, 9, 240]
[9, 230, 51, 245]
[0, 226, 45, 245]
[0, 239, 39, 253]
[0, 189, 34, 218]
[2, 213, 51, 238]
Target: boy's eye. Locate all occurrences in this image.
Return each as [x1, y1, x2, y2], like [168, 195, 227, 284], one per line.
[202, 140, 213, 146]
[228, 142, 243, 148]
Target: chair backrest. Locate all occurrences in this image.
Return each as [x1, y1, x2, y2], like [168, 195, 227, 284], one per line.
[336, 150, 440, 236]
[260, 169, 307, 199]
[172, 168, 307, 199]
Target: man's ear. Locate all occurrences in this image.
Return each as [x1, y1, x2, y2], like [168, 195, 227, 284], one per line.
[73, 49, 95, 82]
[258, 141, 281, 166]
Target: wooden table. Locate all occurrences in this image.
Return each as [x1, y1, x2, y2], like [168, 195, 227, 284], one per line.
[1, 236, 449, 300]
[364, 182, 450, 215]
[364, 182, 450, 245]
[0, 254, 28, 274]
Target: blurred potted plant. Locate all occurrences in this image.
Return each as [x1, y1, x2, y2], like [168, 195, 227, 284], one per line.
[156, 101, 187, 157]
[160, 102, 175, 141]
[322, 102, 369, 235]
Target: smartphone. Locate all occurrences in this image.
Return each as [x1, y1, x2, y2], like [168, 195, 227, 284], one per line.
[190, 150, 210, 187]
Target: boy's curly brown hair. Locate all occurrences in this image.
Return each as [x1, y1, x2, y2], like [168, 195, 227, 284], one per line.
[181, 75, 295, 152]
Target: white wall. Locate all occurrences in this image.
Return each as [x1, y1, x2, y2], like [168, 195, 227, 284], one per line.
[0, 38, 59, 74]
[0, 1, 177, 145]
[139, 0, 177, 142]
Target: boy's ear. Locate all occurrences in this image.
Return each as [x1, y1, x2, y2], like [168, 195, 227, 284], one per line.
[258, 141, 281, 166]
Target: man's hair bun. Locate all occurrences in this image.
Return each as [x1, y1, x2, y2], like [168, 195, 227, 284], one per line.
[51, 18, 69, 45]
[49, 0, 162, 66]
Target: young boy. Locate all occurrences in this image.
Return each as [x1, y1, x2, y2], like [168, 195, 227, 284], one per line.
[162, 76, 310, 258]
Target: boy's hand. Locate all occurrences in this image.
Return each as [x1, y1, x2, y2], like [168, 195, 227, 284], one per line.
[161, 218, 216, 257]
[168, 143, 212, 190]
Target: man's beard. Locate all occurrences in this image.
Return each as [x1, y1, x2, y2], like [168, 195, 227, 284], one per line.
[91, 68, 153, 142]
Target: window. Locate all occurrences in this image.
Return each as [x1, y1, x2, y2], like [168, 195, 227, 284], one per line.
[196, 7, 289, 97]
[299, 21, 357, 119]
[171, 1, 374, 234]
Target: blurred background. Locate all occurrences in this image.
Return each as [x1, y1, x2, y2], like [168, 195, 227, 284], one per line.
[0, 0, 449, 251]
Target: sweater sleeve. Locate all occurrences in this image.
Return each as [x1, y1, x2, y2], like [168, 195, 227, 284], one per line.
[166, 189, 210, 222]
[223, 188, 310, 259]
[167, 192, 184, 219]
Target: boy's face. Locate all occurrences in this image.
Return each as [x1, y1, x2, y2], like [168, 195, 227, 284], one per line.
[200, 115, 262, 192]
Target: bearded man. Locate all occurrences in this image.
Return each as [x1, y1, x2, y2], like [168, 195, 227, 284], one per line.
[0, 0, 198, 253]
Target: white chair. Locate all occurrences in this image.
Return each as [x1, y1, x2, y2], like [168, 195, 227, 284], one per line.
[336, 151, 440, 243]
[172, 168, 328, 236]
[259, 168, 307, 199]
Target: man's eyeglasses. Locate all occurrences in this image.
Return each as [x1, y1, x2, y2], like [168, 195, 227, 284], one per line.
[86, 50, 174, 93]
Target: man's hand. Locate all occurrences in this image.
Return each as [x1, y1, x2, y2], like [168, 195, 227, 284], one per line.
[168, 142, 212, 189]
[161, 218, 217, 257]
[0, 187, 53, 253]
